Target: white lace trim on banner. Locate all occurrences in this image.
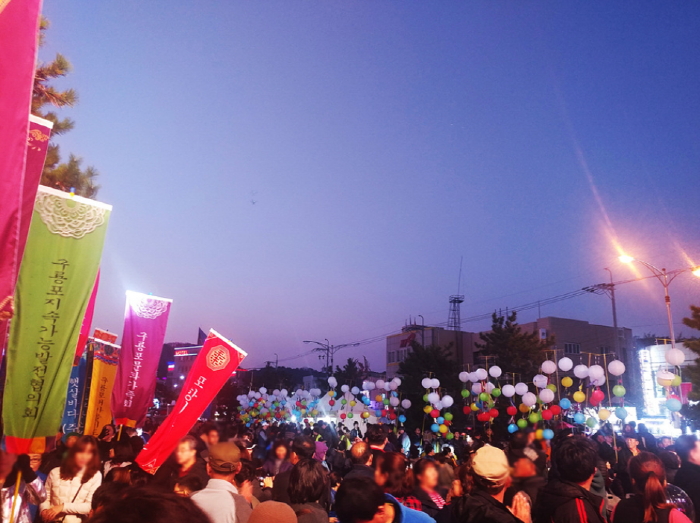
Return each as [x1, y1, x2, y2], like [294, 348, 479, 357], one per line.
[34, 190, 107, 238]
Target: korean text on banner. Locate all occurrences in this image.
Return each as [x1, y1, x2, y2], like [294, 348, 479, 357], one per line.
[60, 345, 91, 434]
[84, 339, 121, 437]
[2, 186, 111, 454]
[0, 0, 43, 325]
[111, 292, 172, 428]
[136, 330, 246, 474]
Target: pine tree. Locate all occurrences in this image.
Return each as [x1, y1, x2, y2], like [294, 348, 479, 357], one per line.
[681, 306, 700, 402]
[32, 18, 99, 197]
[475, 311, 554, 379]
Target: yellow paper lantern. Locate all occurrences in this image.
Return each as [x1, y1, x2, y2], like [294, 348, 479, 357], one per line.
[561, 377, 573, 388]
[350, 400, 356, 407]
[535, 429, 543, 440]
[573, 391, 586, 403]
[519, 403, 530, 413]
[328, 391, 335, 397]
[439, 424, 448, 434]
[424, 405, 432, 414]
[471, 403, 479, 412]
[598, 408, 611, 421]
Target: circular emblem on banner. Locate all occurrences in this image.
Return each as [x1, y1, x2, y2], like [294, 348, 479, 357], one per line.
[35, 191, 107, 239]
[207, 345, 230, 371]
[131, 296, 169, 319]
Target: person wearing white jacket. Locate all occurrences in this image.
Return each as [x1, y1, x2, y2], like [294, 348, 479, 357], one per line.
[40, 436, 102, 523]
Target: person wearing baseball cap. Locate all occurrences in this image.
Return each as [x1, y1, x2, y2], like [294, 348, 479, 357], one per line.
[452, 445, 531, 523]
[191, 442, 246, 523]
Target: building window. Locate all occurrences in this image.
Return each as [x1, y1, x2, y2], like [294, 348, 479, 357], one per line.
[564, 343, 581, 354]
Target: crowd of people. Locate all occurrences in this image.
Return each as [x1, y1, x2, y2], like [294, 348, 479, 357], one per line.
[1, 418, 700, 523]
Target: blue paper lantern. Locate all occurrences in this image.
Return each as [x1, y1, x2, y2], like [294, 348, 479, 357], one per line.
[508, 423, 518, 433]
[437, 416, 445, 424]
[559, 398, 571, 410]
[615, 407, 628, 419]
[573, 412, 585, 424]
[375, 410, 382, 417]
[431, 423, 440, 433]
[667, 398, 682, 412]
[543, 429, 554, 440]
[399, 415, 406, 423]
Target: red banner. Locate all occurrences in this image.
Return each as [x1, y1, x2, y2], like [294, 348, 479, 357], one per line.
[136, 329, 246, 474]
[0, 0, 45, 330]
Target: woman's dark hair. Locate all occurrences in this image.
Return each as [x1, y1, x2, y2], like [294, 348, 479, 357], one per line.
[336, 477, 385, 523]
[456, 462, 473, 496]
[88, 487, 210, 523]
[234, 461, 256, 486]
[112, 438, 135, 465]
[629, 452, 674, 523]
[267, 439, 289, 461]
[414, 458, 438, 480]
[105, 467, 131, 485]
[175, 475, 204, 493]
[98, 424, 116, 440]
[376, 452, 414, 498]
[60, 435, 101, 483]
[288, 459, 327, 504]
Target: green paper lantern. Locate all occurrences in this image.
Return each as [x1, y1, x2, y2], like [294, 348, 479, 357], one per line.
[461, 389, 470, 398]
[517, 418, 528, 429]
[586, 417, 597, 428]
[613, 385, 626, 397]
[492, 388, 502, 397]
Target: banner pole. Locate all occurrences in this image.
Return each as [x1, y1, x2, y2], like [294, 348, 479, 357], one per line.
[9, 470, 21, 523]
[118, 424, 123, 441]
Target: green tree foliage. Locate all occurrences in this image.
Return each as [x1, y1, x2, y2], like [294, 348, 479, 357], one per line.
[475, 311, 553, 379]
[32, 18, 99, 197]
[398, 343, 460, 429]
[334, 357, 370, 388]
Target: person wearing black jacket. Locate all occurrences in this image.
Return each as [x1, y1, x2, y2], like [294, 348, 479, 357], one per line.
[343, 442, 375, 481]
[533, 436, 605, 523]
[152, 436, 209, 492]
[451, 445, 531, 523]
[671, 434, 700, 517]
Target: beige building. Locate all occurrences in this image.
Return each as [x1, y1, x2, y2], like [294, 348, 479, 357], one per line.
[385, 316, 635, 385]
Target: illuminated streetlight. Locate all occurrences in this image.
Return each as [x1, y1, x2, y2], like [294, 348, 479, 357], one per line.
[619, 255, 700, 349]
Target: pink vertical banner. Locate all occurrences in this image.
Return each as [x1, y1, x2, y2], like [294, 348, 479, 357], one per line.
[111, 291, 172, 428]
[73, 271, 100, 364]
[0, 0, 45, 331]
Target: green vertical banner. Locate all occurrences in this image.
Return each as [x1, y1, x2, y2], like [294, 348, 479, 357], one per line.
[3, 186, 111, 454]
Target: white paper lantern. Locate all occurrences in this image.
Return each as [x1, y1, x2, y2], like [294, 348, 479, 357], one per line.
[341, 384, 350, 393]
[459, 372, 469, 383]
[522, 392, 537, 407]
[502, 384, 516, 398]
[401, 399, 411, 409]
[434, 400, 443, 410]
[573, 365, 589, 379]
[514, 382, 529, 396]
[533, 374, 548, 389]
[389, 382, 398, 390]
[431, 378, 441, 389]
[591, 375, 606, 387]
[365, 381, 376, 391]
[351, 386, 360, 395]
[607, 360, 625, 377]
[442, 395, 454, 408]
[666, 348, 686, 367]
[468, 372, 479, 382]
[328, 377, 337, 388]
[428, 392, 440, 404]
[471, 383, 483, 394]
[489, 366, 502, 378]
[390, 397, 400, 407]
[475, 368, 488, 381]
[375, 379, 385, 390]
[541, 360, 557, 374]
[393, 377, 402, 387]
[558, 357, 574, 372]
[656, 370, 676, 387]
[588, 365, 604, 381]
[539, 388, 555, 403]
[259, 387, 267, 394]
[384, 382, 392, 391]
[421, 378, 432, 389]
[485, 382, 496, 393]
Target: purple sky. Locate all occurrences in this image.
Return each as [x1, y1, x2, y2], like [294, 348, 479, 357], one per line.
[42, 1, 700, 371]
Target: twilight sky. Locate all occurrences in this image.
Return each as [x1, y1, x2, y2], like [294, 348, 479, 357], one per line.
[42, 1, 700, 371]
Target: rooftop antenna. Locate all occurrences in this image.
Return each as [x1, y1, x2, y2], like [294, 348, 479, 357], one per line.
[448, 257, 465, 331]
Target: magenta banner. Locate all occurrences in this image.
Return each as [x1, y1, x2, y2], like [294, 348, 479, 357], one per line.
[111, 291, 172, 428]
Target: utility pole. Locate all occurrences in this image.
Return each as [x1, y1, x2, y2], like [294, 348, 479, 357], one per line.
[604, 268, 621, 357]
[304, 339, 360, 377]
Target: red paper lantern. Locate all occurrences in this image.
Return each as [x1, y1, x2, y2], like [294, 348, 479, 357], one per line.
[389, 412, 397, 420]
[431, 409, 440, 418]
[541, 410, 553, 421]
[340, 413, 347, 419]
[329, 399, 336, 406]
[590, 389, 605, 406]
[477, 412, 490, 422]
[489, 408, 499, 418]
[463, 406, 470, 415]
[507, 406, 517, 416]
[550, 405, 561, 415]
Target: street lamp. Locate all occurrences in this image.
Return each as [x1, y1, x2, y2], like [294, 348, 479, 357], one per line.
[619, 255, 700, 349]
